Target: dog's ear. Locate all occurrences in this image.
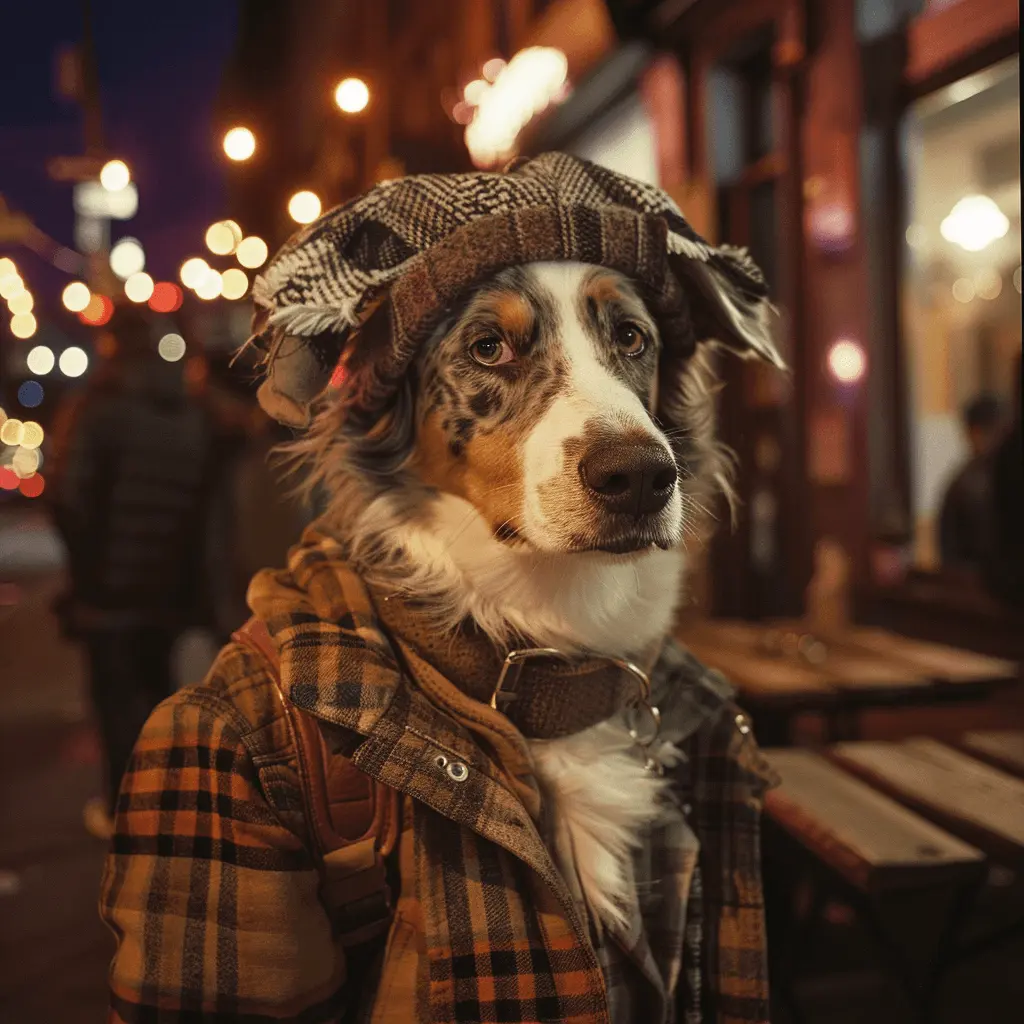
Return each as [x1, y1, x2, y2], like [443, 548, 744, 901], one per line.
[670, 248, 784, 368]
[254, 298, 392, 428]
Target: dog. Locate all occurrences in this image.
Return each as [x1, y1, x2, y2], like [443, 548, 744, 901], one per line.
[289, 259, 736, 929]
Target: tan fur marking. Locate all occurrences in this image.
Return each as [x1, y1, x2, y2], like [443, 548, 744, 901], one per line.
[478, 291, 534, 339]
[584, 271, 629, 308]
[412, 413, 525, 534]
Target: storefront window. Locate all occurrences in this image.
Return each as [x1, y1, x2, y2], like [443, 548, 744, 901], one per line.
[901, 56, 1020, 572]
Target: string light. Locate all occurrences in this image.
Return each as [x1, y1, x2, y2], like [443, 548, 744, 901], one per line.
[19, 422, 44, 449]
[180, 257, 210, 289]
[0, 273, 25, 301]
[828, 339, 867, 384]
[0, 418, 24, 446]
[220, 267, 249, 300]
[148, 282, 183, 313]
[59, 347, 89, 378]
[288, 190, 321, 224]
[194, 269, 223, 300]
[62, 281, 91, 312]
[100, 159, 131, 192]
[7, 291, 33, 315]
[205, 220, 243, 255]
[124, 271, 155, 303]
[236, 236, 268, 268]
[223, 127, 256, 161]
[26, 346, 55, 375]
[110, 237, 145, 279]
[10, 313, 36, 339]
[80, 294, 114, 326]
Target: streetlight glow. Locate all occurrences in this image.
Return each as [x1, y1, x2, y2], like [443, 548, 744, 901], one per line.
[100, 159, 131, 192]
[334, 77, 370, 113]
[223, 126, 256, 161]
[288, 190, 321, 224]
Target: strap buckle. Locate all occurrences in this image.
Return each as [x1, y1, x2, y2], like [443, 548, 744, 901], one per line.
[491, 647, 664, 772]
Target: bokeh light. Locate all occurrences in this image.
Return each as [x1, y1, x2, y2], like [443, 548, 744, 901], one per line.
[236, 236, 268, 268]
[220, 267, 249, 300]
[62, 281, 91, 312]
[0, 273, 24, 301]
[288, 190, 321, 224]
[8, 290, 33, 315]
[110, 237, 146, 279]
[99, 159, 131, 192]
[80, 294, 114, 326]
[158, 333, 187, 362]
[180, 257, 210, 289]
[10, 313, 37, 339]
[124, 271, 155, 303]
[827, 339, 867, 384]
[194, 269, 223, 300]
[26, 345, 55, 375]
[0, 467, 18, 491]
[12, 447, 40, 478]
[482, 58, 506, 82]
[952, 278, 975, 303]
[1, 417, 25, 445]
[223, 126, 256, 161]
[975, 267, 1002, 301]
[206, 220, 243, 255]
[17, 381, 44, 408]
[0, 257, 16, 280]
[334, 77, 370, 113]
[19, 421, 44, 450]
[19, 473, 45, 499]
[940, 195, 1009, 252]
[59, 347, 89, 378]
[148, 282, 183, 313]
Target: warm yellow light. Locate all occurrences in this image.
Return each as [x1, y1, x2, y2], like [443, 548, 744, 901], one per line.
[10, 313, 36, 339]
[7, 290, 33, 315]
[124, 271, 154, 303]
[463, 79, 488, 105]
[236, 235, 268, 269]
[0, 274, 25, 300]
[223, 126, 256, 161]
[19, 421, 45, 450]
[100, 159, 131, 192]
[205, 220, 242, 255]
[194, 269, 223, 300]
[0, 257, 16, 280]
[288, 190, 321, 224]
[110, 237, 145, 279]
[220, 267, 249, 300]
[12, 448, 40, 478]
[828, 339, 867, 384]
[975, 267, 1002, 301]
[334, 77, 370, 114]
[26, 345, 55, 375]
[1, 418, 24, 446]
[59, 346, 89, 378]
[62, 281, 91, 312]
[180, 257, 210, 289]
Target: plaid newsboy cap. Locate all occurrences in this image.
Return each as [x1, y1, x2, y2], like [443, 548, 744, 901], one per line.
[249, 151, 780, 427]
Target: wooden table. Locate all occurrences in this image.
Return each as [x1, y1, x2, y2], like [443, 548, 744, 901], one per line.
[675, 618, 1020, 745]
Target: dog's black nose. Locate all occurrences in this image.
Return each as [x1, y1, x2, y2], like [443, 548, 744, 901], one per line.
[579, 443, 677, 516]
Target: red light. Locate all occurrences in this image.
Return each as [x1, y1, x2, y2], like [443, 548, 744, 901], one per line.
[329, 363, 346, 389]
[79, 294, 114, 326]
[19, 473, 45, 498]
[149, 282, 183, 313]
[0, 467, 19, 491]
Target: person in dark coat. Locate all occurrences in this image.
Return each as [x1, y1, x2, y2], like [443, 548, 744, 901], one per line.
[49, 306, 215, 837]
[937, 393, 1004, 572]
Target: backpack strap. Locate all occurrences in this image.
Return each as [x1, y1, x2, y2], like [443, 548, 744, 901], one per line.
[233, 617, 398, 946]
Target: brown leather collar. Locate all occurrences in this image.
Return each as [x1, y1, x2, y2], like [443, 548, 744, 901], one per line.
[373, 590, 661, 740]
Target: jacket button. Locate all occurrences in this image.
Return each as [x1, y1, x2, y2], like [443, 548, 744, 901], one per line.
[735, 713, 751, 735]
[433, 754, 449, 770]
[446, 761, 469, 782]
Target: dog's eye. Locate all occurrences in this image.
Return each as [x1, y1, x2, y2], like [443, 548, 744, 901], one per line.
[614, 322, 647, 356]
[469, 336, 514, 366]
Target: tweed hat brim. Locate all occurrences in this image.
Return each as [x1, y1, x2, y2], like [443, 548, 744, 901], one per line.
[249, 152, 780, 428]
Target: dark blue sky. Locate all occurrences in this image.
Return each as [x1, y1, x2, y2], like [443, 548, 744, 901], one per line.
[1, 0, 239, 301]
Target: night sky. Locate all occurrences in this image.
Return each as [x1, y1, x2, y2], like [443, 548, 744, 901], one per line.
[1, 1, 240, 304]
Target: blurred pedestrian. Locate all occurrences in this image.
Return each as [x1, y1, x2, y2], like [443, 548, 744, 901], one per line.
[937, 393, 1004, 573]
[48, 306, 216, 839]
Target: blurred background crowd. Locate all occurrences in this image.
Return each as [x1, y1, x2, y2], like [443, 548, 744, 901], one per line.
[0, 1, 1020, 1022]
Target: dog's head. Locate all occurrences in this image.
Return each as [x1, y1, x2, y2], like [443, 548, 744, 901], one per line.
[412, 262, 687, 556]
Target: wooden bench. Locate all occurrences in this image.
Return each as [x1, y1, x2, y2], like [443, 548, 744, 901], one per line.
[959, 730, 1024, 778]
[830, 738, 1024, 867]
[763, 749, 984, 892]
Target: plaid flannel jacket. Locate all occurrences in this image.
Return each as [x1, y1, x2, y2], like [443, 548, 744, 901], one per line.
[100, 532, 775, 1023]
